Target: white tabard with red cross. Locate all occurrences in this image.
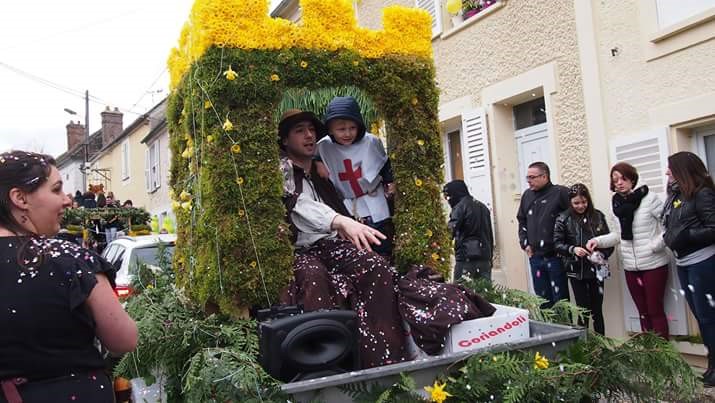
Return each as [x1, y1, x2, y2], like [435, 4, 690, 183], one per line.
[317, 133, 390, 222]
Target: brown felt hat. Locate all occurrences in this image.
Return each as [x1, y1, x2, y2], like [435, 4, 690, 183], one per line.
[278, 109, 326, 150]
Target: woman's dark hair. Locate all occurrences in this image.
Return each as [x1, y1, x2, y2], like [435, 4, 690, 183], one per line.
[122, 200, 133, 208]
[668, 151, 714, 200]
[568, 183, 596, 219]
[0, 150, 56, 235]
[610, 162, 639, 192]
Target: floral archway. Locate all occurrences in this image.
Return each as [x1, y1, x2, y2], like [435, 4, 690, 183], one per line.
[167, 0, 451, 313]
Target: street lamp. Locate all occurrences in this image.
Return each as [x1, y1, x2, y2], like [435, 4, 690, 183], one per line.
[64, 91, 90, 191]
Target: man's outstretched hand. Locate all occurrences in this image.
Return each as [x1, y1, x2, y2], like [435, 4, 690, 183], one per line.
[331, 215, 386, 251]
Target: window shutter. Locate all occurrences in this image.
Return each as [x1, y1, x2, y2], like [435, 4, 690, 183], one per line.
[460, 107, 493, 212]
[609, 127, 688, 335]
[145, 148, 151, 192]
[153, 141, 161, 189]
[415, 0, 442, 38]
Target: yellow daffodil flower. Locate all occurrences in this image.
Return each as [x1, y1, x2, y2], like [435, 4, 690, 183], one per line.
[425, 229, 433, 237]
[417, 139, 425, 146]
[146, 284, 154, 289]
[181, 201, 192, 211]
[424, 381, 451, 403]
[236, 177, 244, 185]
[270, 73, 280, 82]
[250, 261, 257, 268]
[300, 61, 308, 68]
[415, 178, 423, 187]
[223, 64, 238, 81]
[171, 201, 181, 210]
[206, 135, 214, 143]
[223, 118, 234, 131]
[446, 0, 462, 15]
[179, 190, 191, 201]
[181, 148, 191, 159]
[238, 209, 245, 217]
[431, 253, 440, 261]
[534, 352, 549, 369]
[231, 144, 241, 154]
[204, 100, 213, 109]
[411, 97, 419, 106]
[352, 61, 359, 66]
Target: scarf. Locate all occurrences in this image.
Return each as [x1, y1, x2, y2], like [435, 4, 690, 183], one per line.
[612, 185, 648, 240]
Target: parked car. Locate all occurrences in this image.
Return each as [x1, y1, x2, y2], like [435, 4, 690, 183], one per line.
[101, 234, 176, 298]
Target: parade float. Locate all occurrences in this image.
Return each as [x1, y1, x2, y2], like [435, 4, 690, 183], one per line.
[114, 1, 700, 401]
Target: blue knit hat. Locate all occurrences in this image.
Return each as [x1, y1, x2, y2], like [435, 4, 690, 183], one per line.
[323, 96, 367, 143]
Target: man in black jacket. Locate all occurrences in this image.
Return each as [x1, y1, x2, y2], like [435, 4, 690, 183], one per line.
[516, 162, 570, 308]
[443, 180, 494, 282]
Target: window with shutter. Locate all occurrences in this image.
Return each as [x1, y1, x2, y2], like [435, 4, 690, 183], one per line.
[460, 108, 493, 212]
[145, 148, 151, 192]
[415, 0, 442, 38]
[152, 140, 161, 190]
[121, 141, 130, 180]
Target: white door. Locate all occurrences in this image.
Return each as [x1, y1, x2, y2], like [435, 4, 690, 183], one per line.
[515, 123, 552, 192]
[695, 125, 715, 173]
[610, 128, 688, 335]
[515, 122, 552, 294]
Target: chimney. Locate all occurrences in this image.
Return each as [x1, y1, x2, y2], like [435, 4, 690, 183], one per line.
[101, 106, 123, 145]
[66, 121, 85, 150]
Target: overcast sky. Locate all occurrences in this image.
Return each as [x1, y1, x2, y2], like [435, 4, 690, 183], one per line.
[0, 0, 282, 157]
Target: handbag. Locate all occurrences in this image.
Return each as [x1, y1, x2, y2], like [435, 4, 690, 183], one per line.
[464, 238, 489, 259]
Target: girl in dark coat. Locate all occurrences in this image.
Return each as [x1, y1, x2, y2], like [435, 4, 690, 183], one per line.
[443, 180, 494, 282]
[662, 152, 715, 386]
[554, 183, 613, 335]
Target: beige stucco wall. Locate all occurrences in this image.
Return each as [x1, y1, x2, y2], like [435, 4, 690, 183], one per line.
[90, 123, 151, 210]
[358, 0, 591, 287]
[592, 0, 715, 138]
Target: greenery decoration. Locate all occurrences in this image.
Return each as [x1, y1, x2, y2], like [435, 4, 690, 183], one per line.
[167, 0, 450, 313]
[114, 258, 286, 402]
[278, 85, 379, 132]
[61, 207, 151, 228]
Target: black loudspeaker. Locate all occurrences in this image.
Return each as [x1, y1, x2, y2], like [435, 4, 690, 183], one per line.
[258, 310, 360, 382]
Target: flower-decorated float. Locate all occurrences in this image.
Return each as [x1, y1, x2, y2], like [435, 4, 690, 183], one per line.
[113, 1, 700, 401]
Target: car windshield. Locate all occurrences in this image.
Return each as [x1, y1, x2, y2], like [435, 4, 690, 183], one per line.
[128, 244, 175, 275]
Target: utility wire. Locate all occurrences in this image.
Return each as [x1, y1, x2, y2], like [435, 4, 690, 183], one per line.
[0, 60, 147, 117]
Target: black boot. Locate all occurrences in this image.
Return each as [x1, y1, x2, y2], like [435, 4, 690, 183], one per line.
[703, 369, 715, 387]
[703, 368, 713, 380]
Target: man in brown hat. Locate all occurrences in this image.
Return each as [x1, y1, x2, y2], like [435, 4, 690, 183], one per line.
[278, 109, 405, 369]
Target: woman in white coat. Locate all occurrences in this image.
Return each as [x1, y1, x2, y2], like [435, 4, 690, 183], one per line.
[587, 162, 670, 338]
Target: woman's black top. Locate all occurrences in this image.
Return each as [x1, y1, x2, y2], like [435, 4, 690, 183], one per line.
[0, 236, 115, 380]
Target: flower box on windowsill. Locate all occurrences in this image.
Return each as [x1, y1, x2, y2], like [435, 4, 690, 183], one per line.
[443, 1, 504, 39]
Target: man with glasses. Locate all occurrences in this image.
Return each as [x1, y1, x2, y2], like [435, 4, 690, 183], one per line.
[516, 161, 570, 308]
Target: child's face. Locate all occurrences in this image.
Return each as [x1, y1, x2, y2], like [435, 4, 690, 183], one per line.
[328, 119, 359, 145]
[571, 195, 588, 215]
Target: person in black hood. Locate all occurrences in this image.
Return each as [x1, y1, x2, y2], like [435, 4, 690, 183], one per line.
[315, 96, 395, 258]
[443, 180, 494, 281]
[516, 161, 570, 308]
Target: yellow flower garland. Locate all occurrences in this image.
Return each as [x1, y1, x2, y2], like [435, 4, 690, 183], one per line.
[167, 0, 433, 89]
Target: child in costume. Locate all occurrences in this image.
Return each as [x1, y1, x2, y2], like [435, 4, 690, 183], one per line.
[316, 96, 395, 257]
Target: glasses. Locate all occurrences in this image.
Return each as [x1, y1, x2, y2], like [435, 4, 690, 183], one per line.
[525, 174, 545, 181]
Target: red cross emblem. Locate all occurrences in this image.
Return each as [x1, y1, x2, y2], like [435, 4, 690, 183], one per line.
[338, 159, 364, 197]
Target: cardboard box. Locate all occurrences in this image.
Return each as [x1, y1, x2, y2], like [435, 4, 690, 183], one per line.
[445, 304, 530, 354]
